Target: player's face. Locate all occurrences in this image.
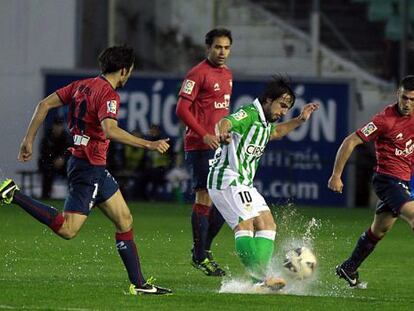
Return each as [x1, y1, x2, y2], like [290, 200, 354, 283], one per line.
[397, 88, 414, 116]
[264, 93, 293, 122]
[207, 36, 231, 67]
[118, 64, 134, 88]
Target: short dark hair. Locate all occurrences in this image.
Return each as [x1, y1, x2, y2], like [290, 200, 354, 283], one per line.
[98, 45, 135, 74]
[205, 28, 232, 46]
[258, 75, 296, 107]
[399, 75, 414, 91]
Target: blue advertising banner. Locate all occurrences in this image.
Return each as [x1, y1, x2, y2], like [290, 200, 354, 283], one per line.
[44, 71, 352, 206]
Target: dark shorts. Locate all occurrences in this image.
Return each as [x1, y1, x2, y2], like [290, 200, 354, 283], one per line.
[63, 156, 119, 215]
[185, 150, 215, 191]
[373, 173, 412, 217]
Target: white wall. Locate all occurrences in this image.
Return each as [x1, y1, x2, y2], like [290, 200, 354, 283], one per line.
[155, 0, 214, 45]
[0, 0, 76, 181]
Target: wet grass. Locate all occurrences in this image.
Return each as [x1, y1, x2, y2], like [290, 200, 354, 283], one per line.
[0, 202, 413, 310]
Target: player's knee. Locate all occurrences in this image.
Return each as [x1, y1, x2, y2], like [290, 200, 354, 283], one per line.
[268, 220, 276, 231]
[117, 213, 133, 232]
[58, 228, 80, 240]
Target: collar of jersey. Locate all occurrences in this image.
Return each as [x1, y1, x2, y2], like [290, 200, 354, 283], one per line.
[99, 75, 115, 90]
[253, 98, 268, 127]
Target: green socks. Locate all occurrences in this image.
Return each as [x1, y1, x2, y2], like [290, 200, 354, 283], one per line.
[235, 230, 276, 280]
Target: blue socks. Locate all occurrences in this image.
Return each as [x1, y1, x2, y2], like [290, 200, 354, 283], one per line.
[13, 191, 64, 232]
[115, 229, 146, 287]
[344, 228, 381, 271]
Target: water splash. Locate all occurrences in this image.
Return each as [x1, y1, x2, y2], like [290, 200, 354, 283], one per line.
[219, 203, 361, 297]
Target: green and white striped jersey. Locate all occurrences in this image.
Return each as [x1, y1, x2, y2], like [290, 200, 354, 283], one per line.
[208, 99, 275, 190]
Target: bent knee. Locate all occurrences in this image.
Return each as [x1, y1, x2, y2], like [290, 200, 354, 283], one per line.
[117, 213, 133, 232]
[268, 221, 276, 231]
[58, 228, 80, 240]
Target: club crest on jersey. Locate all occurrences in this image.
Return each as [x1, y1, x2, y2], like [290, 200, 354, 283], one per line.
[106, 100, 117, 114]
[361, 122, 377, 137]
[182, 79, 195, 95]
[233, 109, 248, 121]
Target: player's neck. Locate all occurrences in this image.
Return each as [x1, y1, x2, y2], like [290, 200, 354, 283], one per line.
[206, 57, 224, 68]
[101, 74, 118, 89]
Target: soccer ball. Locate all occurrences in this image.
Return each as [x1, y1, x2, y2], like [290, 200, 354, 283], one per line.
[283, 246, 317, 279]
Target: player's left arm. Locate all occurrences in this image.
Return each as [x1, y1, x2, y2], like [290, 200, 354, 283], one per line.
[101, 118, 170, 153]
[270, 102, 319, 140]
[18, 93, 64, 162]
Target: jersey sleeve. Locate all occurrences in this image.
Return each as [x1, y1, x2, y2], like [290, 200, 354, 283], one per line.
[178, 69, 203, 102]
[355, 113, 387, 142]
[97, 90, 120, 122]
[56, 81, 77, 105]
[225, 107, 254, 135]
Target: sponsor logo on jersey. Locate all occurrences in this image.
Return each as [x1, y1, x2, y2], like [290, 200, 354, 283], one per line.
[181, 79, 195, 95]
[361, 122, 377, 137]
[395, 139, 414, 156]
[106, 100, 117, 114]
[246, 145, 265, 157]
[233, 109, 248, 121]
[213, 83, 220, 91]
[214, 94, 230, 109]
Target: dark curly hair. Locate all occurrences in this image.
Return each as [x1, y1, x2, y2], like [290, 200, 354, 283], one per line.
[98, 45, 135, 74]
[205, 28, 232, 46]
[258, 75, 296, 108]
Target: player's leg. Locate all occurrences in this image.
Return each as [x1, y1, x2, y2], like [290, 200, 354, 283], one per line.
[337, 173, 410, 287]
[209, 185, 282, 287]
[336, 211, 395, 287]
[342, 212, 395, 272]
[187, 150, 225, 276]
[192, 189, 211, 263]
[234, 208, 285, 291]
[398, 201, 414, 229]
[252, 210, 277, 277]
[97, 174, 171, 295]
[205, 203, 225, 262]
[0, 178, 68, 234]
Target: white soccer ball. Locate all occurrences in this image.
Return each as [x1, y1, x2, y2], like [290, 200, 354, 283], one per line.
[283, 246, 317, 279]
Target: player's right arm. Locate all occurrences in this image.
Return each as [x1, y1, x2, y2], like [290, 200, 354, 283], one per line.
[18, 93, 64, 162]
[328, 133, 364, 193]
[215, 118, 232, 144]
[176, 70, 220, 150]
[176, 96, 220, 149]
[101, 118, 170, 154]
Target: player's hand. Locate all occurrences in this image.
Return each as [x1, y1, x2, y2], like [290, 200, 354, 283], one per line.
[298, 102, 320, 122]
[149, 138, 170, 153]
[328, 175, 343, 193]
[219, 132, 231, 145]
[18, 139, 33, 162]
[203, 134, 220, 149]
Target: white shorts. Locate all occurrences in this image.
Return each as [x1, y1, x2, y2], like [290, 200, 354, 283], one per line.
[208, 185, 270, 230]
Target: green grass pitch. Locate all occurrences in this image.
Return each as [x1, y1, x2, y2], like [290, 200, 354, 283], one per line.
[1, 201, 413, 310]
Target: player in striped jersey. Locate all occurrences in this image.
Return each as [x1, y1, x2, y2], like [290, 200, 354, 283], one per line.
[208, 77, 319, 290]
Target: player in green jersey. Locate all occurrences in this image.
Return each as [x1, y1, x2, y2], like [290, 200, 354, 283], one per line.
[207, 76, 319, 291]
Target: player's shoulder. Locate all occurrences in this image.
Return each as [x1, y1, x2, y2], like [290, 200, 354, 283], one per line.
[368, 103, 399, 132]
[237, 103, 256, 113]
[186, 60, 209, 75]
[379, 103, 399, 122]
[230, 104, 257, 121]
